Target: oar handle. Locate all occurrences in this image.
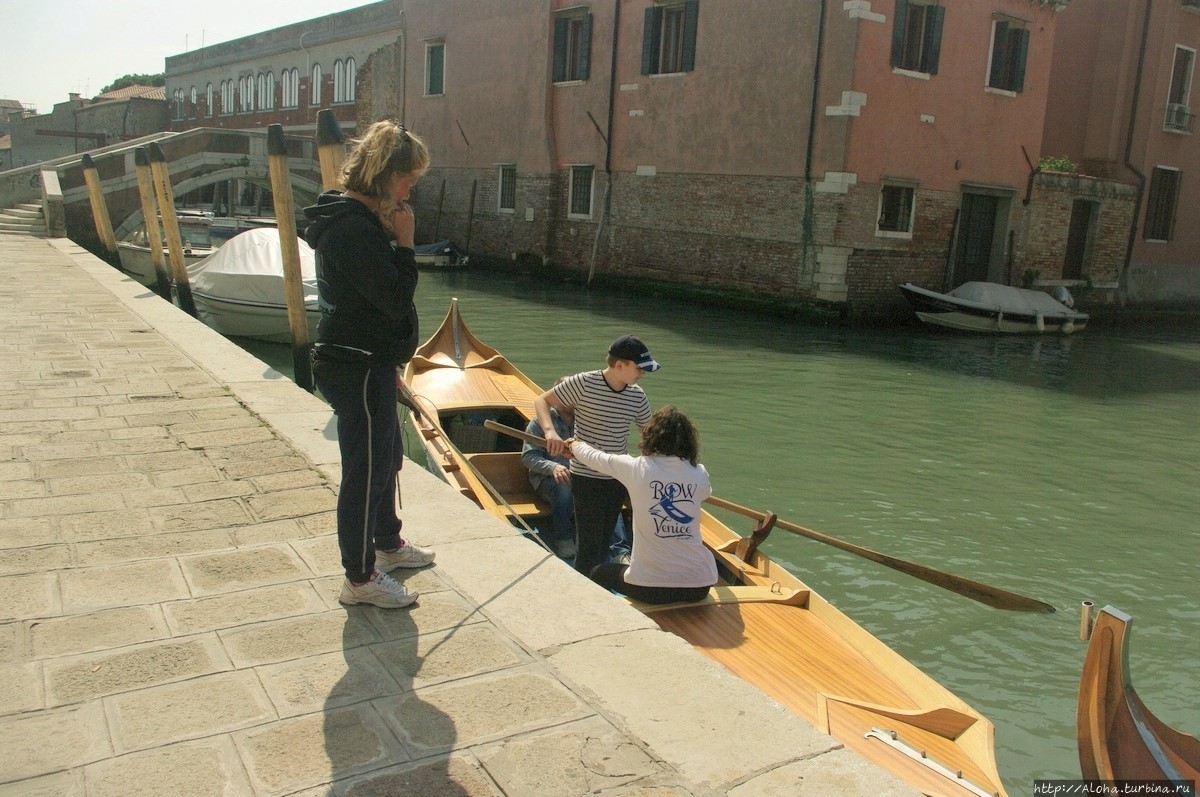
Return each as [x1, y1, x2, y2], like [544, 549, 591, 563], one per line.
[485, 419, 553, 448]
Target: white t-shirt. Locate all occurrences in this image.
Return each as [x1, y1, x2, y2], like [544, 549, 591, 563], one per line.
[571, 441, 717, 588]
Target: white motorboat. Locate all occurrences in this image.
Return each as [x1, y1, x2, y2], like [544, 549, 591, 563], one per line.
[116, 212, 216, 287]
[900, 281, 1088, 334]
[186, 228, 320, 343]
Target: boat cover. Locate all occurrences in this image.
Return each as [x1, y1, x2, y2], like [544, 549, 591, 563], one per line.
[187, 228, 317, 304]
[414, 240, 466, 258]
[947, 281, 1085, 318]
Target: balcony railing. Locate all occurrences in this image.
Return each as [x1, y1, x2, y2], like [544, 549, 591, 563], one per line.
[1164, 103, 1194, 133]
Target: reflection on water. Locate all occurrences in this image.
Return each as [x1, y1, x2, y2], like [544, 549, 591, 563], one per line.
[238, 269, 1200, 793]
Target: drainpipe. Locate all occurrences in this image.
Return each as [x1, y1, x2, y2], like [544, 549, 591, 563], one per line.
[800, 0, 827, 274]
[1120, 0, 1152, 307]
[587, 0, 621, 284]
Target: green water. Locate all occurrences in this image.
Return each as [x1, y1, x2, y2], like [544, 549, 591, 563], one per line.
[239, 269, 1200, 795]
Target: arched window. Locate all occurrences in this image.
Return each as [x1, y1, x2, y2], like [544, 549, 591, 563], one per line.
[345, 57, 356, 102]
[311, 63, 322, 106]
[220, 80, 231, 115]
[173, 89, 184, 120]
[282, 68, 299, 108]
[206, 83, 214, 117]
[238, 76, 247, 112]
[260, 72, 275, 110]
[333, 59, 344, 103]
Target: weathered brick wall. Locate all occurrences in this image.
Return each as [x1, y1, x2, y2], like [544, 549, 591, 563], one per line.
[1017, 172, 1135, 285]
[414, 168, 553, 258]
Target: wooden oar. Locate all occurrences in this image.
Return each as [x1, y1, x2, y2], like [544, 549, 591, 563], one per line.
[704, 495, 1055, 613]
[480, 420, 1053, 612]
[397, 383, 552, 553]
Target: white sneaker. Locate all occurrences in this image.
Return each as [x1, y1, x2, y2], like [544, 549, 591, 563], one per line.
[375, 542, 436, 571]
[339, 571, 418, 608]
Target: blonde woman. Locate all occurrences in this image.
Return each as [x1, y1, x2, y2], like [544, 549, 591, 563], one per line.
[304, 119, 435, 608]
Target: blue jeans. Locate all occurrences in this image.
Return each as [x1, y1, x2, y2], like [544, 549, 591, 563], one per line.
[534, 477, 575, 543]
[314, 359, 405, 583]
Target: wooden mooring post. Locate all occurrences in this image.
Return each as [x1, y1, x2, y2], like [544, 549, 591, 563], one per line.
[133, 148, 171, 299]
[266, 124, 314, 392]
[146, 143, 196, 316]
[80, 154, 118, 264]
[315, 109, 346, 191]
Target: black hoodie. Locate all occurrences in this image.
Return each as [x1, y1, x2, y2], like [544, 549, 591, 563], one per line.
[303, 191, 419, 365]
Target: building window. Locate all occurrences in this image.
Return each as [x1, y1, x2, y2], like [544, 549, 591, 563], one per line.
[220, 80, 231, 115]
[568, 165, 594, 218]
[498, 165, 516, 212]
[281, 69, 299, 108]
[258, 72, 275, 110]
[1166, 46, 1195, 132]
[987, 17, 1029, 93]
[206, 83, 214, 117]
[553, 12, 593, 82]
[877, 184, 916, 237]
[642, 2, 699, 75]
[173, 89, 184, 120]
[1144, 167, 1181, 241]
[426, 42, 446, 95]
[332, 58, 357, 102]
[240, 75, 254, 112]
[891, 1, 944, 75]
[311, 64, 322, 106]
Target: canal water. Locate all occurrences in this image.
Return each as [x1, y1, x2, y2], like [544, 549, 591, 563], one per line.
[238, 268, 1199, 794]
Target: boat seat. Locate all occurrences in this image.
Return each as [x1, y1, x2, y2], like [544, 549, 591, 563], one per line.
[463, 452, 551, 519]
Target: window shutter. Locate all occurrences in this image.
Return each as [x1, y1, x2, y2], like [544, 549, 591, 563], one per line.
[924, 6, 944, 75]
[891, 0, 909, 68]
[1012, 27, 1030, 92]
[641, 7, 661, 75]
[681, 0, 700, 72]
[989, 21, 1008, 88]
[553, 17, 568, 82]
[579, 13, 593, 81]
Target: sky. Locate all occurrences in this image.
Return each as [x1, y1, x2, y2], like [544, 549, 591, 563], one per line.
[1, 0, 372, 114]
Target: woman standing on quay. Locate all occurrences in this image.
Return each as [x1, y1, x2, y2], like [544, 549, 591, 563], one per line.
[304, 119, 435, 608]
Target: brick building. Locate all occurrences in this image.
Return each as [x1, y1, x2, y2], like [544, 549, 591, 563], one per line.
[1043, 0, 1200, 307]
[158, 0, 1160, 317]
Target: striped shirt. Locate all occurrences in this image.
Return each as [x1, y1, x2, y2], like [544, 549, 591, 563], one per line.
[554, 370, 652, 479]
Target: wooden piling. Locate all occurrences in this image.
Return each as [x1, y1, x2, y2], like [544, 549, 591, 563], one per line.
[315, 110, 346, 191]
[81, 154, 118, 263]
[146, 143, 196, 316]
[266, 125, 314, 393]
[133, 148, 171, 299]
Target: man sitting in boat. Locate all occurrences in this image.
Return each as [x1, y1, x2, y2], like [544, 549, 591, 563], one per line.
[521, 381, 578, 560]
[569, 406, 718, 604]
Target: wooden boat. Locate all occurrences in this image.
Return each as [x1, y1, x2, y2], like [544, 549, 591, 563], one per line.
[402, 299, 1010, 797]
[1077, 606, 1200, 783]
[900, 282, 1088, 334]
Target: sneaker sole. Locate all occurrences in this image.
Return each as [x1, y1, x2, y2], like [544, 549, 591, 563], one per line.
[339, 593, 418, 608]
[376, 558, 435, 572]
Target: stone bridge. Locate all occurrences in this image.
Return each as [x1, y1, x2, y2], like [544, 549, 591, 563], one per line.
[0, 127, 324, 254]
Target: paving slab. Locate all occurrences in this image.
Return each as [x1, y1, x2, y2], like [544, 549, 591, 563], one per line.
[0, 237, 919, 796]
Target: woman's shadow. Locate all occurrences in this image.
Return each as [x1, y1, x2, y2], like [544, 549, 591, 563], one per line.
[322, 569, 478, 797]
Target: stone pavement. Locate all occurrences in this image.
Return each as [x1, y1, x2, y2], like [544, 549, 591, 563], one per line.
[0, 237, 916, 796]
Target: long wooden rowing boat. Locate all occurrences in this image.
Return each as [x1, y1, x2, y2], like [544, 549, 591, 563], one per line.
[1077, 606, 1200, 783]
[403, 299, 1010, 797]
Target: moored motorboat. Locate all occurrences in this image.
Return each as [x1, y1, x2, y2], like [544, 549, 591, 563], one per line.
[900, 282, 1088, 334]
[402, 299, 1011, 797]
[116, 211, 216, 287]
[1077, 606, 1200, 783]
[185, 228, 320, 343]
[413, 240, 467, 269]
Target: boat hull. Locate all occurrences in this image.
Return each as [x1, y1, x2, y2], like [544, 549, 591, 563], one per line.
[401, 300, 1010, 797]
[1077, 606, 1200, 783]
[116, 242, 211, 287]
[900, 282, 1087, 334]
[192, 292, 320, 343]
